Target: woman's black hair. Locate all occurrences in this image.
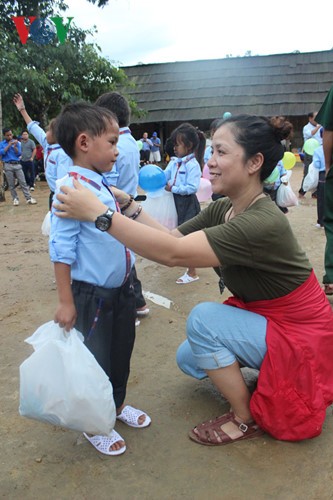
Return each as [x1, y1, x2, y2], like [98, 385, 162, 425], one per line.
[170, 122, 206, 169]
[218, 114, 294, 181]
[55, 101, 118, 159]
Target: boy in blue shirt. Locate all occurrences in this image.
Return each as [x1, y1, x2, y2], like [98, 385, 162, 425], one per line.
[50, 102, 151, 456]
[95, 91, 149, 319]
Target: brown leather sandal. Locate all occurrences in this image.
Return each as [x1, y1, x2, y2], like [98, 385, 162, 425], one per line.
[324, 284, 333, 296]
[189, 411, 264, 446]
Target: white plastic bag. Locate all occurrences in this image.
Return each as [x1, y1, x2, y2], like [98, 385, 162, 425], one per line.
[141, 190, 178, 229]
[302, 162, 319, 192]
[41, 211, 51, 236]
[276, 183, 299, 208]
[19, 321, 116, 436]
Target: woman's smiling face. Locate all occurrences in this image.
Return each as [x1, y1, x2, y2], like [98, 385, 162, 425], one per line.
[207, 124, 249, 196]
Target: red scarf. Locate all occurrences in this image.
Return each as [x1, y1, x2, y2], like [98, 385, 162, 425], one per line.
[225, 270, 333, 440]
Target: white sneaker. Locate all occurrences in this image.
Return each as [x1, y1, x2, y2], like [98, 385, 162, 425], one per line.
[13, 198, 19, 206]
[27, 198, 37, 205]
[30, 186, 35, 191]
[135, 319, 140, 327]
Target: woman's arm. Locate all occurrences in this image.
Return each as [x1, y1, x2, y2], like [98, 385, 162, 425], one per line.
[54, 180, 220, 268]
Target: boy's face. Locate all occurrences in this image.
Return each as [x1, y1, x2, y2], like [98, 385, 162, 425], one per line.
[88, 120, 119, 173]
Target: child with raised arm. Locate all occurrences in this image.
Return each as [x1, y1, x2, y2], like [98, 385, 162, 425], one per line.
[49, 102, 151, 457]
[13, 93, 73, 209]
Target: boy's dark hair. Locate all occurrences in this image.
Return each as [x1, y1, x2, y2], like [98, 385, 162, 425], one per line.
[308, 112, 315, 119]
[21, 129, 28, 134]
[56, 101, 118, 158]
[2, 127, 11, 135]
[95, 92, 130, 128]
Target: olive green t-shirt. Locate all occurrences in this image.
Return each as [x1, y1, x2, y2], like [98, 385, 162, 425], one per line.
[178, 196, 312, 302]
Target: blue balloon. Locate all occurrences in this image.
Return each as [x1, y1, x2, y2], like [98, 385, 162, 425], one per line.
[139, 164, 166, 192]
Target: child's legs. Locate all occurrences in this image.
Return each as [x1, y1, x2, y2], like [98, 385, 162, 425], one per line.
[174, 194, 200, 277]
[109, 278, 136, 408]
[130, 265, 146, 309]
[72, 279, 136, 409]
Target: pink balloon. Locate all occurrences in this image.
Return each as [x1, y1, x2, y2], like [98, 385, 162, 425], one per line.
[202, 164, 210, 180]
[197, 177, 212, 202]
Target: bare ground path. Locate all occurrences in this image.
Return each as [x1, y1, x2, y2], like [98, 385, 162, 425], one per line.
[1, 165, 332, 500]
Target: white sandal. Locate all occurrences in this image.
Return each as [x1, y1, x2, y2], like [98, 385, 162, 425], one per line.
[116, 405, 151, 428]
[83, 430, 126, 456]
[176, 272, 199, 284]
[136, 306, 150, 317]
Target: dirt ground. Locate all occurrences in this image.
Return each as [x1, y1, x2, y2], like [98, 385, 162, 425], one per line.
[1, 164, 333, 500]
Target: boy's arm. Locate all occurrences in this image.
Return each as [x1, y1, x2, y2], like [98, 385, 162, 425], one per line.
[54, 262, 77, 332]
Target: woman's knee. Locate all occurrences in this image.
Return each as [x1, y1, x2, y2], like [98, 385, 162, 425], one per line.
[176, 339, 207, 380]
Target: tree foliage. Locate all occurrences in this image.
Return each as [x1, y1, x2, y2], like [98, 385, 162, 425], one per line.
[0, 0, 138, 133]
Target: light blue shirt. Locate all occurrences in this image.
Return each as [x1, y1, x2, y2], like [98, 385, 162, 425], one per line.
[312, 146, 325, 172]
[150, 136, 161, 152]
[27, 121, 73, 192]
[141, 137, 152, 151]
[49, 166, 135, 288]
[164, 154, 201, 195]
[103, 127, 140, 196]
[0, 139, 21, 162]
[303, 122, 322, 145]
[204, 145, 212, 164]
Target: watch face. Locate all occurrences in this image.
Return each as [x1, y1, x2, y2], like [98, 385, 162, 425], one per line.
[97, 216, 111, 231]
[95, 209, 114, 231]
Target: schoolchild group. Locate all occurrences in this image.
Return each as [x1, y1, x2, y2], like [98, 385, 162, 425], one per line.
[11, 91, 333, 457]
[12, 91, 207, 456]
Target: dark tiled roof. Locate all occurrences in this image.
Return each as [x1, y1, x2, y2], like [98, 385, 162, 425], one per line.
[121, 50, 333, 123]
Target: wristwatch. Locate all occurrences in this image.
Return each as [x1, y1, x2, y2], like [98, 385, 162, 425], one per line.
[94, 208, 115, 231]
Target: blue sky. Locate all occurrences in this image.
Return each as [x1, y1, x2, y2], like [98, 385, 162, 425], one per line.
[65, 0, 333, 67]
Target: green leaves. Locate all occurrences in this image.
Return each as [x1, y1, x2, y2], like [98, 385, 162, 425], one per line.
[0, 0, 129, 132]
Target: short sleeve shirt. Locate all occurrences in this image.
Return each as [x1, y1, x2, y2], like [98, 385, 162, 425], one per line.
[21, 139, 36, 161]
[178, 196, 312, 302]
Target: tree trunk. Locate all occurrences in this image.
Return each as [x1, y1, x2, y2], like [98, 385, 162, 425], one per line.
[0, 90, 5, 202]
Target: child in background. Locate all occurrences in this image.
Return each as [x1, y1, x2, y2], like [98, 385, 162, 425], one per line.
[164, 123, 205, 284]
[263, 160, 289, 214]
[13, 93, 73, 209]
[95, 91, 149, 321]
[312, 140, 326, 228]
[50, 102, 151, 457]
